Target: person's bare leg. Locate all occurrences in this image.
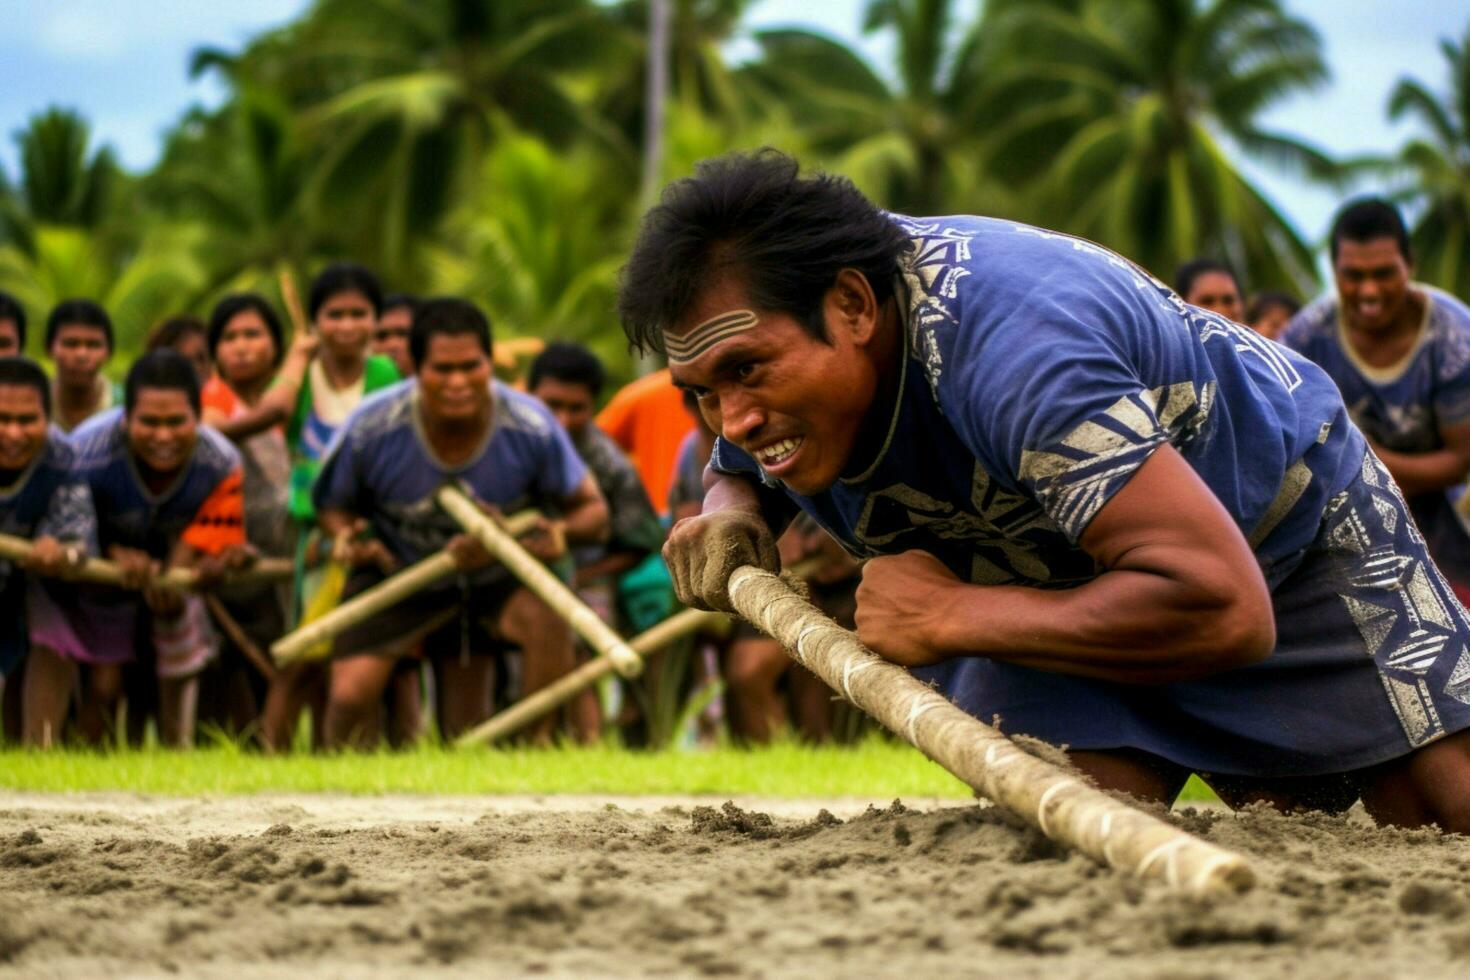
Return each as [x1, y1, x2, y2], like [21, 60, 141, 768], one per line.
[158, 676, 199, 748]
[1066, 747, 1191, 805]
[568, 654, 602, 744]
[2, 661, 22, 743]
[724, 636, 789, 744]
[1360, 729, 1470, 833]
[22, 645, 76, 748]
[385, 660, 424, 748]
[77, 664, 123, 745]
[497, 589, 573, 743]
[261, 663, 323, 753]
[433, 654, 495, 742]
[325, 654, 398, 750]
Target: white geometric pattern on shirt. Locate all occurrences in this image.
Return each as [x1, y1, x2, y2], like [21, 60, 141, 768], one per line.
[1330, 453, 1470, 745]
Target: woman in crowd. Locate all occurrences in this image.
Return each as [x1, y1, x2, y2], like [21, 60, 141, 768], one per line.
[260, 263, 401, 751]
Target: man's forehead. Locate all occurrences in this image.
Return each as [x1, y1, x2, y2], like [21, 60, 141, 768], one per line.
[664, 309, 760, 366]
[1336, 237, 1406, 265]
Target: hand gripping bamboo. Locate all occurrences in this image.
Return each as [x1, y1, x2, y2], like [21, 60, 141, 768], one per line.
[455, 606, 725, 746]
[725, 565, 1256, 898]
[0, 533, 292, 590]
[437, 485, 643, 678]
[269, 510, 542, 667]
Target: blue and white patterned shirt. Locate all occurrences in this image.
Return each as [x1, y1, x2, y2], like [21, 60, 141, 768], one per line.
[1281, 286, 1470, 584]
[713, 214, 1365, 590]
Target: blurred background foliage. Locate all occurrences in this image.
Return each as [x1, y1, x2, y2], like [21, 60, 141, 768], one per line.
[0, 0, 1466, 379]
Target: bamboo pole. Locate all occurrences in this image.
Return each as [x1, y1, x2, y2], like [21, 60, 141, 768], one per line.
[437, 485, 644, 678]
[724, 565, 1256, 898]
[456, 606, 724, 746]
[0, 533, 292, 590]
[269, 510, 542, 667]
[455, 559, 823, 746]
[204, 594, 277, 681]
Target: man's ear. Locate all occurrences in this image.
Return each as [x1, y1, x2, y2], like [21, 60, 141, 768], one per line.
[826, 268, 880, 345]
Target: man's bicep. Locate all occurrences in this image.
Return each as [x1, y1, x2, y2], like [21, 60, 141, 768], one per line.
[1440, 420, 1470, 466]
[1078, 444, 1257, 580]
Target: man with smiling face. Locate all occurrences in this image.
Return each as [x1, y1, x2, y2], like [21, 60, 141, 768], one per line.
[0, 358, 97, 745]
[1282, 199, 1470, 606]
[35, 350, 248, 747]
[622, 151, 1470, 829]
[313, 298, 609, 747]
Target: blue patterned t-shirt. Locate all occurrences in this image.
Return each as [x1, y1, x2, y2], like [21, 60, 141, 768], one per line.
[1281, 286, 1470, 584]
[713, 215, 1366, 590]
[313, 379, 588, 570]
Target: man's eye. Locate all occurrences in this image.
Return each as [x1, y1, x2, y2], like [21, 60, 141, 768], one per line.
[735, 363, 757, 381]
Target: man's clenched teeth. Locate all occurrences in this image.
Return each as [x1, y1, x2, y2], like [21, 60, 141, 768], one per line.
[757, 436, 803, 466]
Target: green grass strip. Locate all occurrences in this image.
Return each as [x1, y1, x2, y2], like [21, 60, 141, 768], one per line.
[0, 740, 974, 798]
[0, 740, 1221, 802]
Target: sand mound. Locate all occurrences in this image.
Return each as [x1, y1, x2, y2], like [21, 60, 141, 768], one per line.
[0, 794, 1465, 977]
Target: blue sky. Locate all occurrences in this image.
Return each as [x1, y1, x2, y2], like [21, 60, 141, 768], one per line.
[0, 0, 1465, 254]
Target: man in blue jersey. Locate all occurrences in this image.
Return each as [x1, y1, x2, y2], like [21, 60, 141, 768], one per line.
[0, 358, 97, 745]
[34, 351, 248, 747]
[1282, 199, 1470, 606]
[313, 298, 609, 747]
[620, 151, 1470, 830]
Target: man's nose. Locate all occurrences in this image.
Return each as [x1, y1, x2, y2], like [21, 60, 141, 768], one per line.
[719, 391, 765, 446]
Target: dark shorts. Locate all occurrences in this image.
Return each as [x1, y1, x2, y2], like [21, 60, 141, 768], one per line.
[0, 578, 26, 678]
[922, 450, 1470, 778]
[333, 569, 518, 661]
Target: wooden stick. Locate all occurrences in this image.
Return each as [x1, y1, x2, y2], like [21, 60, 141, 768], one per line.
[724, 565, 1256, 898]
[0, 534, 292, 590]
[204, 594, 277, 681]
[455, 606, 724, 746]
[454, 559, 823, 746]
[269, 510, 543, 667]
[277, 266, 309, 337]
[437, 485, 644, 678]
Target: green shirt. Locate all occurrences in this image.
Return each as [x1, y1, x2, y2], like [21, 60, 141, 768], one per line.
[287, 355, 400, 521]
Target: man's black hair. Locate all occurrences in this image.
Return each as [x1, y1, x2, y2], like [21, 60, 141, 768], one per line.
[147, 315, 207, 353]
[125, 349, 201, 416]
[409, 297, 493, 370]
[0, 356, 51, 417]
[1330, 197, 1412, 264]
[381, 292, 419, 316]
[528, 341, 606, 399]
[308, 262, 383, 319]
[617, 149, 912, 355]
[1174, 258, 1240, 299]
[1245, 290, 1301, 324]
[45, 298, 113, 351]
[208, 293, 285, 366]
[0, 292, 27, 350]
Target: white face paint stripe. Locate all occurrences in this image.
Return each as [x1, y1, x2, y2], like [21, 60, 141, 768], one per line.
[665, 309, 759, 363]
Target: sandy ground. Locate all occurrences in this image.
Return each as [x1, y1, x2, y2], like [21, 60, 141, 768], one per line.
[1, 792, 1468, 978]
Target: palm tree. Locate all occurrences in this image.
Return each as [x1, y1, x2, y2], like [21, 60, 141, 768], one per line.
[144, 90, 326, 308]
[1375, 26, 1470, 298]
[744, 0, 1012, 215]
[420, 126, 631, 373]
[976, 0, 1335, 293]
[197, 0, 630, 282]
[0, 225, 205, 359]
[0, 108, 119, 256]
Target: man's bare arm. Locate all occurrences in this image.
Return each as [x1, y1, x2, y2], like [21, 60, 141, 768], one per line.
[856, 445, 1276, 684]
[558, 474, 610, 545]
[1370, 420, 1470, 498]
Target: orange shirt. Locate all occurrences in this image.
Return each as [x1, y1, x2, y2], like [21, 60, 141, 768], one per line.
[595, 369, 694, 518]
